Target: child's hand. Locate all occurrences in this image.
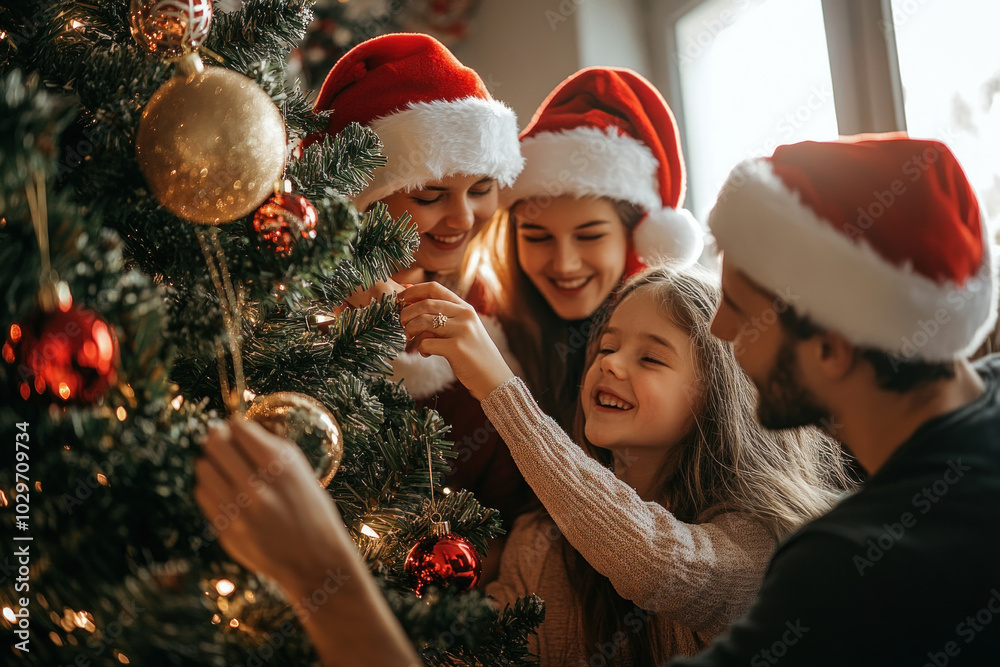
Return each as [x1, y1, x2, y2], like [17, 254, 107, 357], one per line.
[399, 282, 515, 401]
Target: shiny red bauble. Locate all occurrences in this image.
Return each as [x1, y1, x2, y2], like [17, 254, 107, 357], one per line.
[252, 191, 318, 257]
[3, 306, 119, 404]
[403, 531, 481, 598]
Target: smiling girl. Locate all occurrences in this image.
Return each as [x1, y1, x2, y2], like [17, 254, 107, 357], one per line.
[399, 267, 854, 664]
[309, 34, 534, 535]
[465, 67, 705, 430]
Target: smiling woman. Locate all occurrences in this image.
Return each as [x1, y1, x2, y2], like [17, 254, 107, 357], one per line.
[468, 66, 704, 428]
[306, 33, 536, 539]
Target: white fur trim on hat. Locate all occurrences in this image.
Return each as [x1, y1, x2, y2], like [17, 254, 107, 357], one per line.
[355, 97, 524, 210]
[634, 207, 704, 268]
[500, 126, 661, 210]
[391, 350, 456, 400]
[709, 159, 999, 361]
[391, 313, 523, 400]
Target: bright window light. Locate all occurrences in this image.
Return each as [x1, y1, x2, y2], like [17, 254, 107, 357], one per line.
[890, 0, 1000, 232]
[676, 0, 839, 221]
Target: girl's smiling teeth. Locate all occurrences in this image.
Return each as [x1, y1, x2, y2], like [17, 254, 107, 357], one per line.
[551, 276, 592, 291]
[427, 231, 467, 245]
[596, 390, 634, 410]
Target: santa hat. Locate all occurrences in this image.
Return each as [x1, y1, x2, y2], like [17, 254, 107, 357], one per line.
[312, 33, 523, 210]
[500, 67, 703, 270]
[709, 134, 997, 361]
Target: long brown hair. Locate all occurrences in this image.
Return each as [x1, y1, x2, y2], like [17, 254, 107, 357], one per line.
[564, 266, 856, 663]
[460, 197, 643, 429]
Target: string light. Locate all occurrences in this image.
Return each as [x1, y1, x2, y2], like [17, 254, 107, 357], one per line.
[96, 473, 109, 486]
[441, 487, 452, 495]
[170, 395, 184, 410]
[2, 607, 15, 623]
[360, 524, 379, 538]
[215, 579, 235, 596]
[116, 406, 127, 421]
[229, 618, 240, 628]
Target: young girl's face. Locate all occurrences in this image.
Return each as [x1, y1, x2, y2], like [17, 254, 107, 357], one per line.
[581, 290, 700, 456]
[381, 174, 498, 275]
[513, 195, 628, 321]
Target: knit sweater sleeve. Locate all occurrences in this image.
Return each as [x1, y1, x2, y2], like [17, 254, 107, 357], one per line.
[481, 377, 777, 633]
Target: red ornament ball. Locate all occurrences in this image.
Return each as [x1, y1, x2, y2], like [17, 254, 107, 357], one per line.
[2, 306, 119, 404]
[130, 0, 213, 59]
[403, 531, 481, 598]
[252, 192, 319, 257]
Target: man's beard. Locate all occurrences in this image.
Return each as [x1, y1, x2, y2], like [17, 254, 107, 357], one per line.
[756, 337, 832, 431]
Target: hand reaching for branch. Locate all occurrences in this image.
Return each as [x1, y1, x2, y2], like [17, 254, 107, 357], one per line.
[194, 419, 420, 666]
[399, 282, 515, 401]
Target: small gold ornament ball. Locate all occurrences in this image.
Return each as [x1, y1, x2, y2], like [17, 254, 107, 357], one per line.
[244, 392, 343, 488]
[136, 59, 286, 225]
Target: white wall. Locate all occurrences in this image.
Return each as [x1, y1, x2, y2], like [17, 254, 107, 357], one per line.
[453, 0, 654, 128]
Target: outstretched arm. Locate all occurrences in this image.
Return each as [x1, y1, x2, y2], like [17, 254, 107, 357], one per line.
[400, 283, 775, 630]
[399, 281, 514, 400]
[194, 420, 420, 667]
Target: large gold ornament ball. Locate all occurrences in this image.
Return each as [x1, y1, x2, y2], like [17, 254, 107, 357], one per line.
[136, 64, 286, 224]
[245, 392, 343, 488]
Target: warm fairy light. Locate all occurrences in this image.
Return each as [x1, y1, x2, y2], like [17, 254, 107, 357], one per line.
[49, 631, 63, 646]
[244, 590, 255, 603]
[70, 19, 83, 29]
[170, 395, 184, 410]
[96, 473, 109, 486]
[34, 481, 41, 492]
[360, 524, 379, 538]
[58, 382, 72, 400]
[0, 490, 7, 507]
[211, 613, 221, 624]
[243, 389, 255, 402]
[215, 579, 235, 596]
[8, 323, 20, 342]
[0, 32, 6, 41]
[3, 607, 15, 623]
[115, 650, 130, 663]
[116, 406, 127, 421]
[441, 487, 452, 495]
[229, 618, 240, 628]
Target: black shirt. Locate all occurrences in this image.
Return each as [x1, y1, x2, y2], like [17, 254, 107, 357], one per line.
[671, 354, 1000, 666]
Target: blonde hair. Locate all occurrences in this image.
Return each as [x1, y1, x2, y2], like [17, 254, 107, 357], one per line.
[459, 197, 643, 428]
[564, 265, 856, 663]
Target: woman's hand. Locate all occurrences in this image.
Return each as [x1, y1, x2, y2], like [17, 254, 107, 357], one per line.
[194, 419, 356, 598]
[399, 282, 514, 401]
[343, 279, 406, 309]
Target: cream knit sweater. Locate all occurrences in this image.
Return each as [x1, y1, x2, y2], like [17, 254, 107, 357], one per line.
[482, 377, 778, 664]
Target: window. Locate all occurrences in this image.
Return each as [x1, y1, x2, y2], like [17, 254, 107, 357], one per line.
[675, 0, 838, 221]
[890, 0, 1000, 228]
[659, 0, 999, 231]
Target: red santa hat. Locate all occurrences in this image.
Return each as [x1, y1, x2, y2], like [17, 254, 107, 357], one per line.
[312, 33, 523, 210]
[500, 67, 704, 270]
[709, 134, 997, 361]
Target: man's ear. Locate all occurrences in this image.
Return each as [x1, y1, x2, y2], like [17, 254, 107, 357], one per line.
[810, 329, 857, 381]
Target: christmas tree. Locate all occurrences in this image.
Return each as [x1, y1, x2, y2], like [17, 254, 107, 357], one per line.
[0, 1, 541, 665]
